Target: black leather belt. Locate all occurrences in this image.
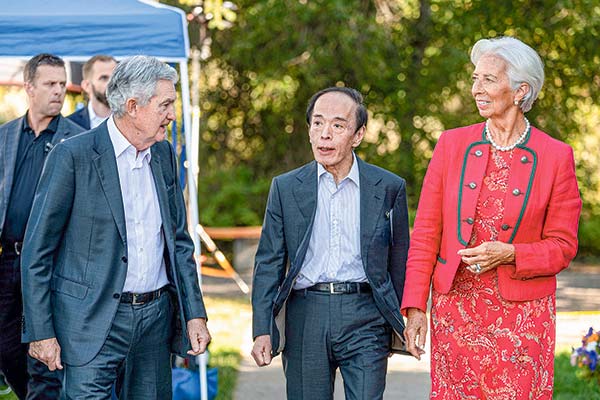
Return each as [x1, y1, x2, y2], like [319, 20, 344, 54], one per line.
[120, 287, 165, 305]
[0, 241, 23, 256]
[306, 282, 371, 294]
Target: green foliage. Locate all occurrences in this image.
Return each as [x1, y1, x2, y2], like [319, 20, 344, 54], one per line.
[166, 0, 600, 257]
[198, 165, 271, 226]
[554, 350, 600, 399]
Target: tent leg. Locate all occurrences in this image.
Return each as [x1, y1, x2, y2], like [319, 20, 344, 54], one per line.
[179, 61, 208, 400]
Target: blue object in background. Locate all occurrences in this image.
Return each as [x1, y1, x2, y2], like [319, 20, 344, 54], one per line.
[172, 367, 218, 400]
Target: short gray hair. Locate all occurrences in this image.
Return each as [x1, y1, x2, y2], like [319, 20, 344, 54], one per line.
[107, 55, 178, 118]
[471, 36, 544, 113]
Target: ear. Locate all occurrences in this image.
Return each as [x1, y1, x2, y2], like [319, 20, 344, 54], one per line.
[351, 125, 366, 148]
[125, 98, 138, 117]
[80, 79, 91, 95]
[514, 82, 530, 104]
[24, 81, 34, 96]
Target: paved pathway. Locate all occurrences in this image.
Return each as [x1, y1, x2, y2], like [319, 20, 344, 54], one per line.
[204, 264, 600, 399]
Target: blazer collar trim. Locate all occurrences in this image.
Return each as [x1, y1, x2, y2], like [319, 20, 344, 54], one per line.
[457, 138, 489, 246]
[507, 145, 538, 243]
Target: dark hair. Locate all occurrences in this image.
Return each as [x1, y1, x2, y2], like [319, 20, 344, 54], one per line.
[23, 53, 65, 84]
[82, 55, 117, 80]
[305, 87, 368, 132]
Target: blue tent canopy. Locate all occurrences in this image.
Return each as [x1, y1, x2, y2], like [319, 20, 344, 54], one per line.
[0, 0, 189, 61]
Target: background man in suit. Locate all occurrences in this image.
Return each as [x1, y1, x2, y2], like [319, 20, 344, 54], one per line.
[251, 87, 409, 399]
[0, 53, 84, 399]
[67, 55, 117, 130]
[21, 55, 210, 399]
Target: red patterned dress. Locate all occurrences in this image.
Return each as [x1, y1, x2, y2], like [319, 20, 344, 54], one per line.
[430, 148, 556, 399]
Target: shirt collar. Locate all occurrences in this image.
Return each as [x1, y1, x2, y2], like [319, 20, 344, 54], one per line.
[22, 112, 60, 135]
[317, 152, 360, 187]
[87, 103, 108, 129]
[107, 116, 152, 162]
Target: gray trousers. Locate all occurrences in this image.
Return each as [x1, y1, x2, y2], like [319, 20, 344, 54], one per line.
[62, 291, 173, 399]
[283, 289, 391, 400]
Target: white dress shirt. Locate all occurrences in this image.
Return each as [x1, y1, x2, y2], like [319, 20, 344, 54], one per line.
[88, 103, 108, 129]
[294, 154, 366, 289]
[107, 116, 169, 293]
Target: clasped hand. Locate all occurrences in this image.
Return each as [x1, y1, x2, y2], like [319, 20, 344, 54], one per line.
[457, 241, 515, 274]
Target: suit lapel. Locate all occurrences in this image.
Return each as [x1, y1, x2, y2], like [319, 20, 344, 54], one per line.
[1, 118, 22, 219]
[0, 117, 24, 228]
[52, 116, 75, 145]
[91, 126, 127, 244]
[358, 159, 386, 264]
[292, 162, 317, 263]
[150, 146, 174, 249]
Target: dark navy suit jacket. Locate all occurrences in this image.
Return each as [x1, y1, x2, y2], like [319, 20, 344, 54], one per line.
[67, 106, 91, 130]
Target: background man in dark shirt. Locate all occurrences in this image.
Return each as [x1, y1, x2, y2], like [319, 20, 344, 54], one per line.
[0, 53, 85, 399]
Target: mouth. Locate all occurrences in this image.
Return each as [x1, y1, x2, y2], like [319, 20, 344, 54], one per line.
[476, 99, 491, 107]
[317, 146, 335, 155]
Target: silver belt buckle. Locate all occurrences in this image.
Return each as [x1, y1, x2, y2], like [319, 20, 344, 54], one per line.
[131, 293, 143, 305]
[329, 282, 336, 294]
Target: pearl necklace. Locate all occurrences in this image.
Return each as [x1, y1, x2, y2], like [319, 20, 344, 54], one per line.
[485, 117, 530, 152]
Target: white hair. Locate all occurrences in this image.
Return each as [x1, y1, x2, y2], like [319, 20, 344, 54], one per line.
[471, 36, 544, 113]
[106, 55, 178, 118]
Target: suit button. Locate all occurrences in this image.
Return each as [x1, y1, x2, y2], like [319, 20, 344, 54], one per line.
[466, 217, 474, 225]
[521, 156, 529, 163]
[512, 188, 521, 196]
[113, 293, 120, 299]
[474, 150, 483, 157]
[501, 224, 510, 231]
[468, 182, 477, 189]
[121, 256, 128, 263]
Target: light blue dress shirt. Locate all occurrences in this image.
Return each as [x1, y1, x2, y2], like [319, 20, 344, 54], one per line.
[294, 154, 366, 289]
[107, 116, 169, 293]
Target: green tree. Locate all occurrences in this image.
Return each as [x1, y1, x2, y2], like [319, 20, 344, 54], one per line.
[166, 0, 600, 256]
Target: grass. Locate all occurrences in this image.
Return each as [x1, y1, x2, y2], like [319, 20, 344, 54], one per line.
[554, 348, 600, 399]
[203, 295, 252, 400]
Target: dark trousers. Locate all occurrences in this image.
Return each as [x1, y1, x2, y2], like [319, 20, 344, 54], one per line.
[283, 290, 391, 400]
[0, 252, 62, 400]
[63, 291, 173, 399]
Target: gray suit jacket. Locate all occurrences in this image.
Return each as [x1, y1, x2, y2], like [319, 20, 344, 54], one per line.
[21, 122, 206, 366]
[252, 158, 409, 356]
[0, 114, 85, 238]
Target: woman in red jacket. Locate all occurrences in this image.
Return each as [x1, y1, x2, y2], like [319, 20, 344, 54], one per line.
[401, 36, 582, 399]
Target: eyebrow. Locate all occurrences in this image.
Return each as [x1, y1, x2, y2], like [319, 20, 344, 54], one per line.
[473, 73, 497, 79]
[312, 113, 349, 122]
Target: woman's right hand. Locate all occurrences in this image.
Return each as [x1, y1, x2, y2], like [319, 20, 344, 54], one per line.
[404, 308, 428, 360]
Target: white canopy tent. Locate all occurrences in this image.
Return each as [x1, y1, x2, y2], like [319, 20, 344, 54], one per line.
[0, 0, 207, 398]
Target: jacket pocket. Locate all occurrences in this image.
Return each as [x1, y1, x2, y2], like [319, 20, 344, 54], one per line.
[51, 275, 89, 299]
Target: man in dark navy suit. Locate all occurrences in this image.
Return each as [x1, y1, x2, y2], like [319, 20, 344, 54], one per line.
[68, 55, 117, 130]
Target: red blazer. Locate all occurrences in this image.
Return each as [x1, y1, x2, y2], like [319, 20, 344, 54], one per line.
[401, 122, 582, 313]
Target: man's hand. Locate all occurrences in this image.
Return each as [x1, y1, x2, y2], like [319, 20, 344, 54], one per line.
[251, 335, 272, 367]
[404, 308, 427, 360]
[187, 318, 211, 356]
[29, 338, 63, 371]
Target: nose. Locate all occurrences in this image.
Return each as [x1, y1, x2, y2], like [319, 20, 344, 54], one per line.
[166, 104, 176, 121]
[320, 122, 333, 139]
[472, 79, 483, 96]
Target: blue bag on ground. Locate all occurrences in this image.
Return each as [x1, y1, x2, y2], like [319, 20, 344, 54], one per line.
[172, 367, 218, 400]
